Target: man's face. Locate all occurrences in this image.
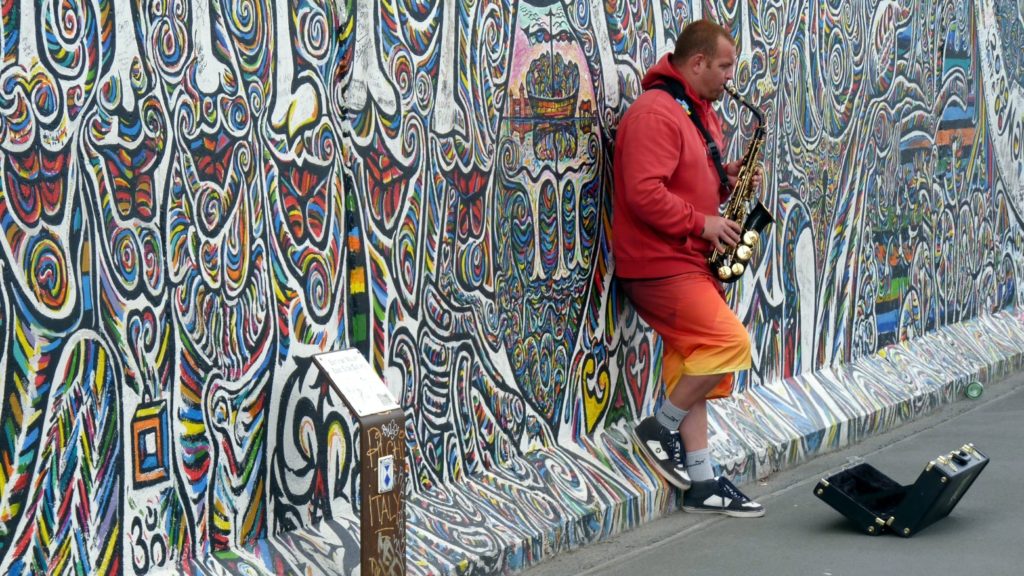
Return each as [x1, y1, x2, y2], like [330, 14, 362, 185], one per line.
[697, 36, 737, 100]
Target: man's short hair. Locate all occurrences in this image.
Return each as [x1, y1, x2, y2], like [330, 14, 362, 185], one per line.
[673, 19, 733, 62]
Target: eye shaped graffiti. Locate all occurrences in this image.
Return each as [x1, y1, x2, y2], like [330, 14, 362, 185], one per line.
[491, 1, 603, 425]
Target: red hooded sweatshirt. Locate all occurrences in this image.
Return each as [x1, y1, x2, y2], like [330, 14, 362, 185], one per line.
[612, 54, 730, 280]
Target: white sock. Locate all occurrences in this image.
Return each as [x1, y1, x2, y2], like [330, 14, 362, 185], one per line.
[655, 400, 688, 431]
[685, 448, 714, 482]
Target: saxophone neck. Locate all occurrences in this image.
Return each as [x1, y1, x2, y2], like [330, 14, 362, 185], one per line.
[724, 82, 764, 127]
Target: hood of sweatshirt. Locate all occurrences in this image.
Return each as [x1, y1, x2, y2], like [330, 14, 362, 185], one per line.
[640, 54, 714, 117]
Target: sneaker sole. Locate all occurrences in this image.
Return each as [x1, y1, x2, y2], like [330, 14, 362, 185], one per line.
[629, 428, 692, 491]
[681, 505, 765, 518]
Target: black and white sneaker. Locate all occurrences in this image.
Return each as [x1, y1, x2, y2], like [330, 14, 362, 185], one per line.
[631, 416, 691, 490]
[682, 476, 765, 517]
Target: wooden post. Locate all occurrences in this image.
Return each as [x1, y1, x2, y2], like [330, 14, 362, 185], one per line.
[358, 409, 406, 575]
[314, 350, 406, 575]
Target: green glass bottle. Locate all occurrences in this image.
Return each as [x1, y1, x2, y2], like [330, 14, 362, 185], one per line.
[964, 380, 984, 400]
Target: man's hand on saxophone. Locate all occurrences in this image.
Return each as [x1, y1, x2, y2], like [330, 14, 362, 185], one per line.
[701, 215, 743, 253]
[724, 160, 763, 191]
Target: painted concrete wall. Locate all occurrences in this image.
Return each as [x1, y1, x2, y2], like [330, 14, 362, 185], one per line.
[0, 0, 1022, 574]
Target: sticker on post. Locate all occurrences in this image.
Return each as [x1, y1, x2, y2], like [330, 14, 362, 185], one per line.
[379, 455, 395, 493]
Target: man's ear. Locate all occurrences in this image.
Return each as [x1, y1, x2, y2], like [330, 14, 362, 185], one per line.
[690, 53, 707, 71]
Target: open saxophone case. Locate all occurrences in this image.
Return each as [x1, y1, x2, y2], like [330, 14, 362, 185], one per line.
[813, 443, 988, 537]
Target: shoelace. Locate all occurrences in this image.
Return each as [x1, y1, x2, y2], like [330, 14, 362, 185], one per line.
[716, 477, 751, 503]
[664, 430, 684, 464]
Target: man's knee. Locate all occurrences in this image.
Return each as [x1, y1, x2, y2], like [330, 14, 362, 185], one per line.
[727, 328, 752, 363]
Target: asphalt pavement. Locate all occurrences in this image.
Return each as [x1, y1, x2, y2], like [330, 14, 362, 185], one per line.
[524, 373, 1024, 576]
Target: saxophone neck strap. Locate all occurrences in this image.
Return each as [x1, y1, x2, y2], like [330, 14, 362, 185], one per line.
[650, 79, 730, 193]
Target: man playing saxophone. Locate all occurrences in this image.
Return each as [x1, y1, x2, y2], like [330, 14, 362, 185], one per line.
[612, 19, 765, 517]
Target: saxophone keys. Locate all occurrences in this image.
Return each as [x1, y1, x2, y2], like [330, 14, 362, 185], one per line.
[742, 230, 760, 246]
[731, 262, 745, 277]
[735, 245, 753, 262]
[717, 265, 733, 280]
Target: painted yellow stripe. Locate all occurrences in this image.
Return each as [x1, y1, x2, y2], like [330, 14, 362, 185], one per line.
[182, 420, 206, 436]
[15, 322, 32, 358]
[95, 348, 107, 392]
[37, 512, 51, 546]
[8, 389, 23, 424]
[98, 524, 120, 574]
[241, 476, 264, 536]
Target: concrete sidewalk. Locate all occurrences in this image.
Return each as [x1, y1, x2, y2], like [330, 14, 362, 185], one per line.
[524, 373, 1024, 576]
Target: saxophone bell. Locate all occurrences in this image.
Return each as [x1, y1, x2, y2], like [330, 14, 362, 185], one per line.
[743, 200, 774, 236]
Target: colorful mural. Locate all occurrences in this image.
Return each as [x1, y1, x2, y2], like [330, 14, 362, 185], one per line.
[0, 0, 1021, 574]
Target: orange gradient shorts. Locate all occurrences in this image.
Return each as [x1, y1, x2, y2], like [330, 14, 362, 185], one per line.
[620, 272, 751, 399]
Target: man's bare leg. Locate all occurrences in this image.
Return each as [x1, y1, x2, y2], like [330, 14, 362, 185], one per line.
[666, 372, 765, 516]
[667, 373, 723, 451]
[630, 373, 721, 491]
[679, 398, 708, 450]
[632, 374, 728, 491]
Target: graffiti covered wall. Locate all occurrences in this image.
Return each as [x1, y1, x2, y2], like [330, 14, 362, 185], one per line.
[0, 0, 1021, 574]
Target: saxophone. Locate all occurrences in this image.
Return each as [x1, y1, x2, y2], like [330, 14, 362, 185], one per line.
[709, 83, 773, 283]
